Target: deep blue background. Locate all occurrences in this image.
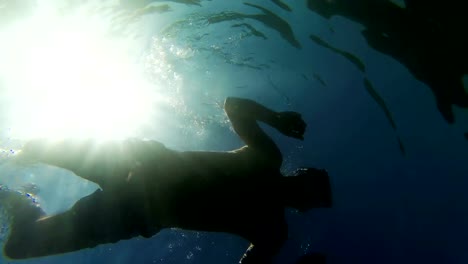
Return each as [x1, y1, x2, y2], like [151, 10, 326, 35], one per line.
[1, 1, 468, 263]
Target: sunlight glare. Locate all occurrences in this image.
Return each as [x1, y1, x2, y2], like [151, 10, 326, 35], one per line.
[0, 8, 156, 141]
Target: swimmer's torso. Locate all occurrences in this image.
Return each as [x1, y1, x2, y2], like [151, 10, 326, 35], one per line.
[123, 140, 282, 232]
[22, 138, 282, 235]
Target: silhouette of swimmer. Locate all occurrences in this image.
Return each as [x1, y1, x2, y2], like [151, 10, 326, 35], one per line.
[2, 97, 332, 263]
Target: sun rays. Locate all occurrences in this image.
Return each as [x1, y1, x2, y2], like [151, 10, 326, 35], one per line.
[0, 5, 157, 141]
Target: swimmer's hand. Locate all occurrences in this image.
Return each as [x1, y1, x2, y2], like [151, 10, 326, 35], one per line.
[275, 111, 307, 140]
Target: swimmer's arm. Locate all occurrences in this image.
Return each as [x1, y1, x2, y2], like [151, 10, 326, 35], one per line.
[224, 97, 282, 161]
[224, 97, 280, 127]
[224, 97, 306, 146]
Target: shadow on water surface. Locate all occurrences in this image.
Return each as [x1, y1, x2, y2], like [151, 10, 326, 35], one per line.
[207, 2, 301, 49]
[307, 34, 405, 156]
[270, 0, 291, 12]
[307, 0, 468, 125]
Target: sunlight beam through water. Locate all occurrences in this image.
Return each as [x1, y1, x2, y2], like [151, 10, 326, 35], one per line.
[0, 5, 159, 141]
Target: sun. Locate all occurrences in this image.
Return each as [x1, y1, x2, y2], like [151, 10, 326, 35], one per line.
[0, 7, 156, 141]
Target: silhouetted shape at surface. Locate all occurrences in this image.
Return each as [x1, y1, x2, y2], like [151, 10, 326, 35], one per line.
[166, 0, 201, 6]
[133, 4, 171, 16]
[306, 35, 404, 155]
[119, 0, 200, 9]
[206, 11, 243, 24]
[160, 14, 270, 70]
[364, 78, 397, 130]
[244, 3, 301, 49]
[397, 136, 406, 156]
[232, 23, 267, 39]
[363, 78, 406, 156]
[306, 0, 468, 124]
[271, 0, 292, 12]
[207, 4, 301, 49]
[313, 73, 326, 87]
[309, 34, 365, 72]
[113, 4, 171, 27]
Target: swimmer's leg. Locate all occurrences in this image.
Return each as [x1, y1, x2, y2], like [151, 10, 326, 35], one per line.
[3, 189, 153, 260]
[17, 139, 132, 188]
[281, 168, 333, 212]
[1, 186, 45, 259]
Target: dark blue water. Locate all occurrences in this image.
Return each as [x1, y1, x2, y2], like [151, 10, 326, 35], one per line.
[0, 1, 467, 263]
